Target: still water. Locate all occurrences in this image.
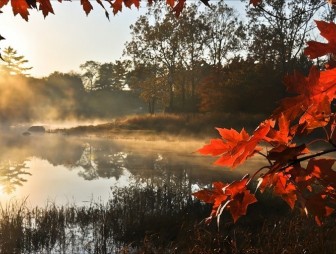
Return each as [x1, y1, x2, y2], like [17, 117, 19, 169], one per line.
[0, 128, 265, 207]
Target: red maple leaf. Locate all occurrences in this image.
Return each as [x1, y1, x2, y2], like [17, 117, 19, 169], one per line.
[198, 121, 271, 168]
[172, 0, 185, 18]
[267, 144, 309, 168]
[305, 193, 334, 225]
[304, 20, 336, 59]
[166, 0, 175, 8]
[193, 178, 257, 223]
[123, 0, 139, 9]
[81, 0, 93, 16]
[259, 172, 297, 209]
[299, 95, 330, 129]
[265, 114, 291, 145]
[249, 0, 262, 6]
[273, 66, 336, 130]
[198, 138, 230, 156]
[111, 0, 123, 15]
[227, 189, 257, 222]
[0, 0, 9, 9]
[306, 158, 336, 188]
[287, 164, 314, 192]
[193, 181, 228, 219]
[37, 0, 54, 17]
[11, 0, 30, 21]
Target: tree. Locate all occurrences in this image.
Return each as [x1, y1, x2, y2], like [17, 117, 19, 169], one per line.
[2, 0, 336, 227]
[0, 161, 30, 194]
[125, 11, 181, 111]
[96, 60, 130, 91]
[201, 2, 245, 68]
[246, 0, 325, 73]
[127, 63, 169, 114]
[197, 57, 284, 115]
[0, 46, 32, 75]
[80, 60, 100, 92]
[80, 60, 130, 91]
[44, 71, 86, 119]
[125, 3, 245, 113]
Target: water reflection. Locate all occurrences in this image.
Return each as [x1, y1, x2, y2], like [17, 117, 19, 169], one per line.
[0, 130, 248, 204]
[76, 143, 127, 180]
[0, 130, 309, 253]
[0, 160, 30, 194]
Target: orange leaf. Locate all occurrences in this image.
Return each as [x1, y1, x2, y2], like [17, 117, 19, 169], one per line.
[11, 0, 30, 21]
[227, 190, 257, 222]
[193, 178, 257, 223]
[166, 0, 175, 8]
[299, 95, 330, 129]
[267, 144, 308, 168]
[193, 181, 229, 218]
[172, 0, 185, 18]
[273, 66, 336, 130]
[112, 0, 123, 15]
[266, 114, 291, 145]
[0, 0, 9, 9]
[304, 20, 336, 59]
[81, 0, 93, 16]
[198, 139, 230, 156]
[306, 158, 336, 188]
[199, 121, 271, 168]
[259, 172, 297, 209]
[37, 0, 54, 17]
[249, 0, 262, 7]
[305, 193, 334, 225]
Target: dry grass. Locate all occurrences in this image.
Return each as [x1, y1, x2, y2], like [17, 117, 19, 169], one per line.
[0, 185, 336, 253]
[55, 113, 267, 140]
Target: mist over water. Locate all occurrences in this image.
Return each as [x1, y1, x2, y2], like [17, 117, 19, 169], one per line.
[0, 127, 258, 207]
[0, 71, 146, 128]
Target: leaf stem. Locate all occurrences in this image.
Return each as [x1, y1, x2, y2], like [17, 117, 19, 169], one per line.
[281, 147, 336, 171]
[258, 151, 272, 165]
[247, 165, 271, 185]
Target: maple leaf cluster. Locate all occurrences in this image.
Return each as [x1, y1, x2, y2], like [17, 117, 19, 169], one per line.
[0, 0, 272, 21]
[195, 20, 336, 226]
[0, 0, 190, 20]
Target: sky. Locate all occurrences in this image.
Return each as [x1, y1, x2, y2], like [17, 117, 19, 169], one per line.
[0, 1, 245, 78]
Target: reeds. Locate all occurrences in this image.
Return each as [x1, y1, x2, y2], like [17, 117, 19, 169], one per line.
[0, 185, 335, 253]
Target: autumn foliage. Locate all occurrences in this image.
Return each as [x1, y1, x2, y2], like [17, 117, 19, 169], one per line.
[195, 20, 336, 226]
[2, 0, 336, 227]
[0, 0, 270, 20]
[0, 0, 189, 19]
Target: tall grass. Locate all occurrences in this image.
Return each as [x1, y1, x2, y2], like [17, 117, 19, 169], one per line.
[59, 112, 266, 138]
[0, 185, 336, 253]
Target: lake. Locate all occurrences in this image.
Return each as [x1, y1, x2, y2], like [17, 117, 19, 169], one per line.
[0, 127, 334, 253]
[0, 127, 258, 207]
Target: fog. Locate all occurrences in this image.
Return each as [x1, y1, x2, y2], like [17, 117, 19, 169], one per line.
[0, 129, 263, 206]
[0, 71, 146, 126]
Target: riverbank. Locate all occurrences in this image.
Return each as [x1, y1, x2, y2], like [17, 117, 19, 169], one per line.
[52, 113, 266, 141]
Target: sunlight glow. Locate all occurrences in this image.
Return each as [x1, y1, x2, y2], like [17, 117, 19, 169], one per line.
[0, 2, 145, 77]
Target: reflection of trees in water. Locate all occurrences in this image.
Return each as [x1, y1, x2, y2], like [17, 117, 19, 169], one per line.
[75, 140, 237, 192]
[125, 153, 195, 208]
[76, 143, 127, 180]
[0, 161, 31, 194]
[0, 133, 238, 198]
[0, 133, 84, 167]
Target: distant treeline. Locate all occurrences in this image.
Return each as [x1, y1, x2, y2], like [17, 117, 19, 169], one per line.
[0, 71, 145, 123]
[0, 0, 327, 123]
